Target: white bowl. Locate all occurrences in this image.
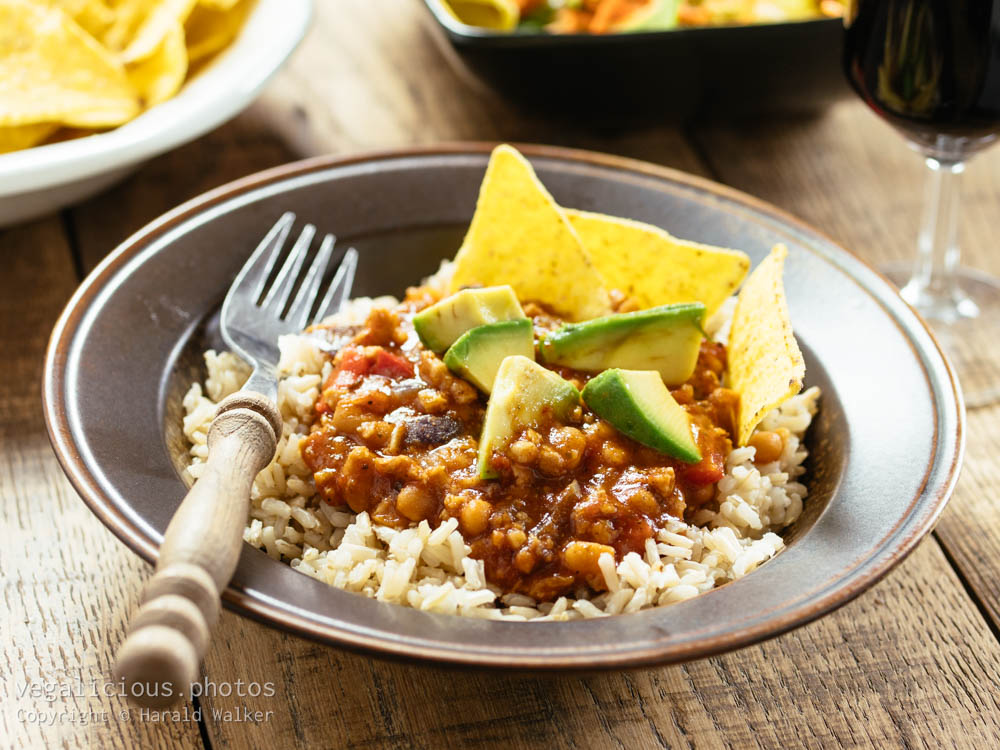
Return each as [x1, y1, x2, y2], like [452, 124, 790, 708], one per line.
[0, 0, 312, 227]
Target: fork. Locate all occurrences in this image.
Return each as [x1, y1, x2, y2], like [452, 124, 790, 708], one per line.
[113, 213, 358, 707]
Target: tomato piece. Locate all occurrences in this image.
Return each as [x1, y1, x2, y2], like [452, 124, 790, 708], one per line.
[325, 346, 412, 388]
[371, 349, 413, 378]
[682, 451, 725, 485]
[327, 347, 370, 388]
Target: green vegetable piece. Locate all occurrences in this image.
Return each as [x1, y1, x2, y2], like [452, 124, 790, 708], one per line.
[443, 319, 535, 393]
[582, 368, 701, 463]
[413, 285, 525, 353]
[614, 0, 679, 30]
[478, 355, 580, 478]
[539, 303, 705, 385]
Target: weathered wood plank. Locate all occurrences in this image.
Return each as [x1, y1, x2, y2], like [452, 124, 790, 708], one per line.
[30, 1, 1000, 748]
[695, 100, 1000, 635]
[200, 541, 1000, 750]
[0, 218, 203, 750]
[184, 8, 1000, 750]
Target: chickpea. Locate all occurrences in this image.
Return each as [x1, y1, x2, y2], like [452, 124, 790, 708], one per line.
[448, 378, 478, 405]
[515, 547, 537, 574]
[417, 352, 449, 387]
[600, 441, 628, 466]
[459, 497, 492, 536]
[416, 388, 447, 413]
[507, 528, 527, 549]
[550, 426, 586, 470]
[357, 420, 392, 448]
[562, 541, 616, 576]
[341, 446, 376, 513]
[396, 484, 436, 522]
[511, 464, 535, 487]
[508, 439, 539, 465]
[749, 430, 784, 465]
[671, 384, 694, 405]
[648, 467, 676, 498]
[627, 487, 659, 515]
[537, 446, 565, 476]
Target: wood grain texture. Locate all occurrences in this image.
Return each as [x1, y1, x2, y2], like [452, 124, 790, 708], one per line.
[6, 0, 1000, 747]
[695, 101, 1000, 636]
[200, 541, 1000, 750]
[0, 219, 202, 749]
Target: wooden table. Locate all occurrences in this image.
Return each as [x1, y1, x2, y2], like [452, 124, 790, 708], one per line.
[6, 3, 1000, 748]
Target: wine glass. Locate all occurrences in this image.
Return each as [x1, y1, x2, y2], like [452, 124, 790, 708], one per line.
[844, 0, 1000, 406]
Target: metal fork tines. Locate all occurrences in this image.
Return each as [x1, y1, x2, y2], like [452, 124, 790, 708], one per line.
[113, 213, 358, 701]
[220, 212, 358, 403]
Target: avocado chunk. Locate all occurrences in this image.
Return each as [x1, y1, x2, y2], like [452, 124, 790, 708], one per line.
[413, 285, 525, 353]
[582, 369, 701, 463]
[539, 303, 705, 385]
[443, 319, 535, 394]
[478, 355, 579, 478]
[613, 0, 678, 31]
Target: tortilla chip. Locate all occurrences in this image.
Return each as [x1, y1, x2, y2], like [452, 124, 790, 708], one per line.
[566, 209, 750, 317]
[118, 0, 197, 63]
[39, 0, 115, 38]
[101, 0, 151, 50]
[728, 244, 805, 446]
[0, 0, 139, 128]
[450, 145, 612, 321]
[0, 123, 60, 153]
[127, 20, 187, 107]
[197, 0, 240, 8]
[184, 0, 251, 64]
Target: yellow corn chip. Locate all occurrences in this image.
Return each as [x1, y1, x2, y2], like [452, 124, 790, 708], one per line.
[127, 21, 187, 107]
[450, 145, 612, 321]
[119, 0, 198, 63]
[0, 123, 60, 153]
[39, 0, 115, 38]
[441, 0, 519, 31]
[728, 244, 805, 446]
[566, 209, 750, 317]
[197, 0, 240, 8]
[184, 0, 252, 64]
[0, 0, 139, 128]
[101, 0, 153, 51]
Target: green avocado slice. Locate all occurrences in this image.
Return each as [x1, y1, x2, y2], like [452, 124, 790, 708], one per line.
[478, 355, 580, 478]
[613, 0, 679, 31]
[582, 369, 701, 463]
[413, 285, 525, 353]
[443, 319, 535, 394]
[539, 303, 705, 386]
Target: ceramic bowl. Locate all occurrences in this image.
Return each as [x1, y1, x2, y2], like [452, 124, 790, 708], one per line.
[44, 145, 963, 669]
[0, 0, 311, 228]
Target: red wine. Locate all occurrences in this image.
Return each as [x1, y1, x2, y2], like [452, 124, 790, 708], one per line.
[844, 0, 1000, 155]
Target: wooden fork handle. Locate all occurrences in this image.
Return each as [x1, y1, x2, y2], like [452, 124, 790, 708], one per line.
[113, 392, 281, 707]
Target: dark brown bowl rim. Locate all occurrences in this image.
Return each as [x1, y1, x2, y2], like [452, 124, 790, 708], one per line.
[43, 143, 964, 670]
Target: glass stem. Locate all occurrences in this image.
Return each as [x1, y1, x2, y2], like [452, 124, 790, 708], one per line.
[900, 157, 977, 322]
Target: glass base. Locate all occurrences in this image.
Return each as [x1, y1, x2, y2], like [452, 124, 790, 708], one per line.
[883, 262, 1000, 408]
